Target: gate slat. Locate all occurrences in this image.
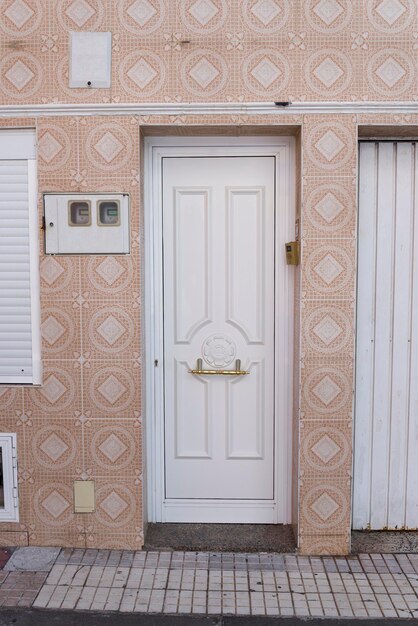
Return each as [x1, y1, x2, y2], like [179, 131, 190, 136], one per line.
[405, 146, 418, 528]
[353, 142, 378, 529]
[370, 142, 396, 530]
[387, 143, 415, 528]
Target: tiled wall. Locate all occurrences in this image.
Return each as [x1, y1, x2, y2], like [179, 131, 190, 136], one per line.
[0, 0, 416, 103]
[0, 0, 417, 554]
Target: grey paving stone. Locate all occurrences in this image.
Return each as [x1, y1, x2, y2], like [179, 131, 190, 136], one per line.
[4, 548, 60, 572]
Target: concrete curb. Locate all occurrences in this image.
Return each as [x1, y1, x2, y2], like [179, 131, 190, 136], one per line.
[0, 608, 416, 626]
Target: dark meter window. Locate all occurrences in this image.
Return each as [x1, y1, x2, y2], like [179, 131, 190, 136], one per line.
[99, 201, 120, 225]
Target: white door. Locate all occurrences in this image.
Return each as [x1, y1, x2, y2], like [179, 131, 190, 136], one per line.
[353, 141, 418, 530]
[162, 155, 276, 522]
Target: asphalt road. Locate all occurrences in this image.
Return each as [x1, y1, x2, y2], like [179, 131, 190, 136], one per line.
[0, 609, 417, 626]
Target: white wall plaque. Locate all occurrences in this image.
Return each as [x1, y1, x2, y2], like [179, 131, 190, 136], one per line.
[69, 32, 112, 88]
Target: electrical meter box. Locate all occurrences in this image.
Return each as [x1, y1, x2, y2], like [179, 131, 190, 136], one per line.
[44, 193, 130, 254]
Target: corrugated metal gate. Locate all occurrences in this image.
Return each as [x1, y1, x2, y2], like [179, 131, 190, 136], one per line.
[353, 141, 418, 530]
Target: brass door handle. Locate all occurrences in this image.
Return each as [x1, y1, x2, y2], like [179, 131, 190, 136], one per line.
[189, 358, 249, 376]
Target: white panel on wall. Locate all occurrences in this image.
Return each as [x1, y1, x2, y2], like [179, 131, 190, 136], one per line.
[353, 141, 418, 530]
[44, 193, 130, 254]
[69, 32, 112, 88]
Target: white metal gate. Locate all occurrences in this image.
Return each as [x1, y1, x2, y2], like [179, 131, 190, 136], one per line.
[353, 141, 418, 530]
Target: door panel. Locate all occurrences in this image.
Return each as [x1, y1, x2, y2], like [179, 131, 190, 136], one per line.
[163, 156, 275, 511]
[174, 188, 210, 343]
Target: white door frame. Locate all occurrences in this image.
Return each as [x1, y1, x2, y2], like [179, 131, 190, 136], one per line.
[144, 136, 295, 524]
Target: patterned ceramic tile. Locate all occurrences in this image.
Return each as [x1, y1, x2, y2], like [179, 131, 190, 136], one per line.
[300, 419, 352, 476]
[298, 533, 350, 556]
[303, 118, 357, 176]
[302, 240, 356, 299]
[300, 479, 351, 535]
[303, 177, 356, 238]
[301, 359, 354, 419]
[41, 304, 82, 357]
[0, 0, 43, 38]
[29, 420, 83, 475]
[24, 362, 82, 419]
[301, 301, 354, 357]
[86, 419, 141, 478]
[83, 363, 139, 418]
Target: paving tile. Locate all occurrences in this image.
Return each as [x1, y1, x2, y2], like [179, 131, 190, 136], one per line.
[6, 548, 418, 618]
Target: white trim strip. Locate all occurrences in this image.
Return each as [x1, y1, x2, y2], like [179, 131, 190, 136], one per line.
[28, 159, 42, 385]
[0, 101, 417, 118]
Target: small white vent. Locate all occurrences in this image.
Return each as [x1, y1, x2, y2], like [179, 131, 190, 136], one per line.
[0, 434, 19, 522]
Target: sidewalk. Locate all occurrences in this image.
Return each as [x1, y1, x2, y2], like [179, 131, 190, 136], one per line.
[1, 547, 418, 619]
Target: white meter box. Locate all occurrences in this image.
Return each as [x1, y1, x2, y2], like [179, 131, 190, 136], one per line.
[44, 193, 130, 254]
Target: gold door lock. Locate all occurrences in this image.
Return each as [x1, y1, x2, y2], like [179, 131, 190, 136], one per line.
[285, 241, 300, 266]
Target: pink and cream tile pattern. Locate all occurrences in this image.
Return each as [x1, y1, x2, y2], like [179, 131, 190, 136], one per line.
[0, 0, 417, 554]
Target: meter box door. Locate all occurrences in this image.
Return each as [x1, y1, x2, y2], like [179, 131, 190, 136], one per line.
[44, 193, 130, 254]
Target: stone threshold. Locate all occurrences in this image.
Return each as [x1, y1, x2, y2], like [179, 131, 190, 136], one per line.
[144, 524, 296, 553]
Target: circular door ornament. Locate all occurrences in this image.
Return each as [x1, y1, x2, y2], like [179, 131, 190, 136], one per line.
[202, 334, 236, 368]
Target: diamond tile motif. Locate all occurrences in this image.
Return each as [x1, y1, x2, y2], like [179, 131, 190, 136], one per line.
[65, 0, 95, 27]
[93, 132, 124, 164]
[41, 315, 66, 346]
[100, 491, 129, 520]
[40, 258, 65, 286]
[251, 58, 281, 88]
[38, 132, 64, 164]
[41, 490, 71, 519]
[4, 0, 34, 28]
[250, 0, 280, 25]
[311, 492, 339, 521]
[375, 56, 406, 87]
[375, 0, 406, 24]
[315, 130, 345, 162]
[315, 191, 344, 223]
[99, 433, 128, 463]
[97, 374, 127, 405]
[95, 257, 125, 286]
[314, 253, 344, 285]
[40, 375, 67, 405]
[97, 315, 126, 346]
[5, 59, 34, 91]
[39, 433, 69, 462]
[189, 57, 219, 88]
[311, 435, 341, 464]
[313, 375, 342, 406]
[313, 315, 343, 346]
[313, 57, 344, 87]
[189, 0, 218, 25]
[313, 0, 343, 25]
[127, 58, 157, 89]
[126, 0, 157, 26]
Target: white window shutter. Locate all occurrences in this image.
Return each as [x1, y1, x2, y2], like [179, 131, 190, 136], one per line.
[0, 131, 40, 384]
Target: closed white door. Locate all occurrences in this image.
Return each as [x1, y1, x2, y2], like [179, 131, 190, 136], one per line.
[162, 155, 276, 522]
[353, 141, 418, 530]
